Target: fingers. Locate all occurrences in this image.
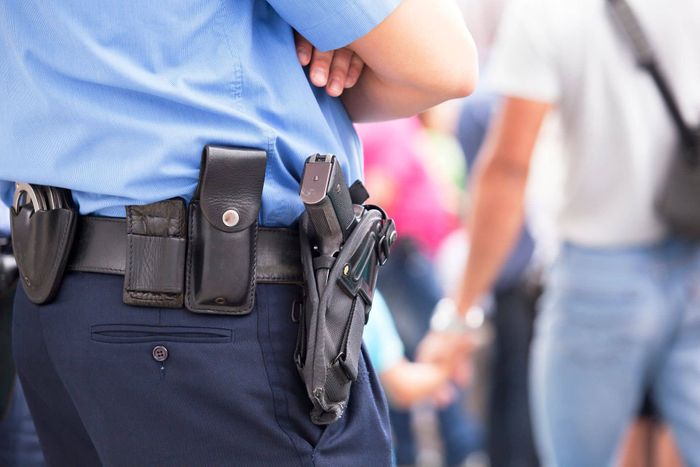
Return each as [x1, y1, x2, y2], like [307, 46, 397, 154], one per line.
[294, 32, 313, 67]
[295, 33, 366, 96]
[325, 48, 354, 97]
[309, 48, 335, 88]
[452, 359, 472, 388]
[432, 384, 457, 408]
[345, 54, 365, 89]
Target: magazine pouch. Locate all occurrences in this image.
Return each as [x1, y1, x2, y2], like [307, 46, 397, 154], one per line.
[185, 145, 267, 315]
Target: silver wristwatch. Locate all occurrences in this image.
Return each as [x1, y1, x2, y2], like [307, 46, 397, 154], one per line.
[429, 298, 485, 334]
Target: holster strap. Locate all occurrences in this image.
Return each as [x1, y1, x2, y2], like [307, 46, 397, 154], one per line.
[68, 216, 303, 285]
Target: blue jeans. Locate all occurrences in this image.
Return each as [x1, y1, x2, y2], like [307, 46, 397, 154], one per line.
[13, 272, 392, 466]
[531, 239, 700, 467]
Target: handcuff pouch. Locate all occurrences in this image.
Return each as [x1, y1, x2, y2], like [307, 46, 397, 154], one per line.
[10, 185, 77, 305]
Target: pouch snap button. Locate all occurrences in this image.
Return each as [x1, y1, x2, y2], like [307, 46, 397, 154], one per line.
[152, 345, 169, 362]
[222, 209, 239, 227]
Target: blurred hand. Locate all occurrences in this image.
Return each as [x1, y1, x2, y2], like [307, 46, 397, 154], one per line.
[416, 330, 475, 387]
[295, 33, 365, 97]
[431, 383, 458, 409]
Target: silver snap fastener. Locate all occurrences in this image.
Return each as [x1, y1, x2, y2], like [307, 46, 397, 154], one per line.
[152, 345, 169, 362]
[222, 209, 240, 227]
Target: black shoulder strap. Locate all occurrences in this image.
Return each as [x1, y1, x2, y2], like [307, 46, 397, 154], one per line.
[607, 0, 698, 149]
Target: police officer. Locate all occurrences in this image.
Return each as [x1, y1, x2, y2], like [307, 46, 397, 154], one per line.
[0, 1, 477, 465]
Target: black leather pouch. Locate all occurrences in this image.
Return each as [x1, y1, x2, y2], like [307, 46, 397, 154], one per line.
[185, 146, 267, 315]
[10, 186, 78, 305]
[123, 199, 187, 308]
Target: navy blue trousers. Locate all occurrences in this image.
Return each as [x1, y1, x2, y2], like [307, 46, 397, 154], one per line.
[12, 272, 392, 467]
[0, 378, 46, 466]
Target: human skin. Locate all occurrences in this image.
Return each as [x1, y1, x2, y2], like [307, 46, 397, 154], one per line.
[296, 0, 479, 122]
[418, 96, 551, 374]
[380, 359, 455, 409]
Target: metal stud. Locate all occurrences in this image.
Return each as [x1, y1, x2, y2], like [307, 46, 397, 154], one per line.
[222, 209, 240, 227]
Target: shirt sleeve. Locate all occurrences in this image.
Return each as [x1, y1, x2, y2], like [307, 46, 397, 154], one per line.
[362, 291, 405, 375]
[486, 0, 561, 103]
[265, 0, 401, 51]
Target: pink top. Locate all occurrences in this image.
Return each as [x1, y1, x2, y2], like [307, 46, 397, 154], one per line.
[357, 118, 458, 257]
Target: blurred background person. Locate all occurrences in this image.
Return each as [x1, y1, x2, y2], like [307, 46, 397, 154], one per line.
[422, 0, 700, 465]
[0, 204, 45, 467]
[453, 1, 542, 465]
[358, 118, 483, 466]
[457, 88, 540, 467]
[364, 292, 456, 410]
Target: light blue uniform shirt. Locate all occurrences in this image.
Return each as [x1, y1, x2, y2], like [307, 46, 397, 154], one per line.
[0, 0, 399, 226]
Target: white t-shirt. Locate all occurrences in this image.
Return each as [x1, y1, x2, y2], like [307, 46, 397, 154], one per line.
[488, 0, 700, 247]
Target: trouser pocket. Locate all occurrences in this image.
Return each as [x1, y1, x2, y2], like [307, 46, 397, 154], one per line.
[90, 324, 232, 344]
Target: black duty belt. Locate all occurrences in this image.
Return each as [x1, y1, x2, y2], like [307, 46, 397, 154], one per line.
[68, 216, 303, 285]
[11, 146, 303, 314]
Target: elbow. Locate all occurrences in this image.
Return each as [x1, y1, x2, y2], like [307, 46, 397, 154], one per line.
[431, 40, 479, 101]
[453, 65, 478, 98]
[448, 41, 479, 98]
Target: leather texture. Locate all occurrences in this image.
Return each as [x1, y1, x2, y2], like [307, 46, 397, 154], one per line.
[123, 199, 187, 308]
[67, 217, 302, 285]
[185, 146, 267, 314]
[70, 217, 127, 274]
[185, 204, 256, 314]
[196, 145, 267, 233]
[11, 205, 77, 304]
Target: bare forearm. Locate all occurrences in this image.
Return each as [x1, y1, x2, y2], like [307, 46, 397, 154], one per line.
[343, 0, 478, 122]
[455, 97, 550, 312]
[342, 68, 459, 122]
[456, 162, 528, 312]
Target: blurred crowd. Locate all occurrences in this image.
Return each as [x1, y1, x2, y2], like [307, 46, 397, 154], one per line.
[2, 0, 700, 466]
[358, 0, 698, 466]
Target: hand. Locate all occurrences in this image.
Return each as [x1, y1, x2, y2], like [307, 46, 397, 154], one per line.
[431, 383, 457, 409]
[295, 33, 365, 97]
[416, 330, 475, 387]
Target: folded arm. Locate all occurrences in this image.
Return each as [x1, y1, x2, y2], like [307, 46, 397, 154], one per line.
[296, 0, 479, 122]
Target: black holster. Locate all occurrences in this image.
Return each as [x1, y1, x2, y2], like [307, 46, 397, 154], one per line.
[296, 205, 396, 424]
